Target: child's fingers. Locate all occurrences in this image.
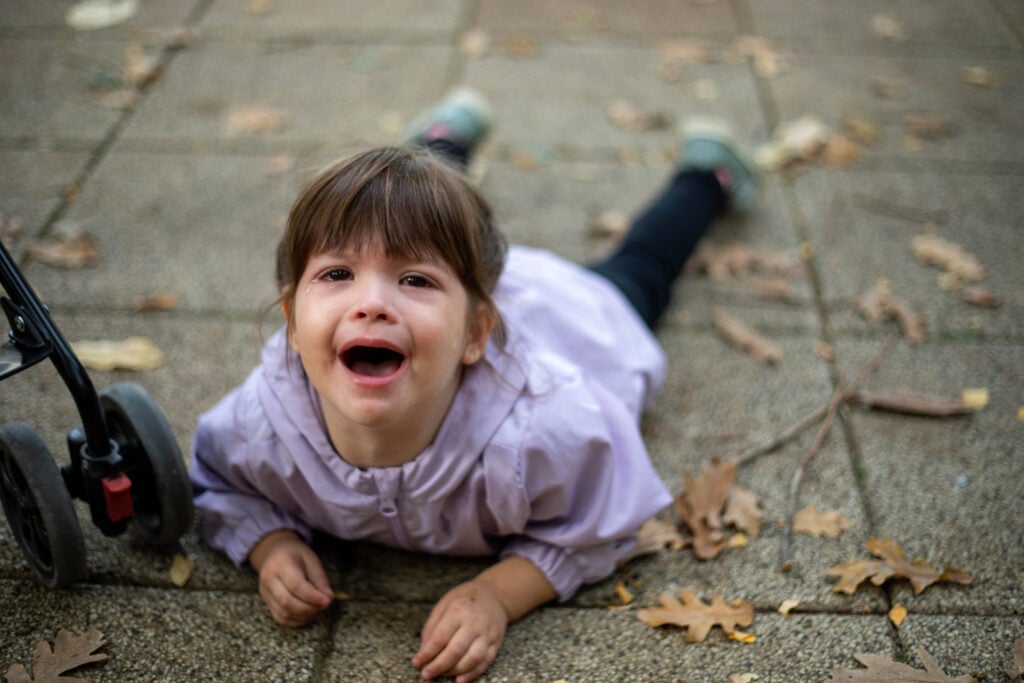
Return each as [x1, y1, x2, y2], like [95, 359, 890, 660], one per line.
[452, 641, 498, 683]
[413, 614, 457, 669]
[418, 628, 481, 680]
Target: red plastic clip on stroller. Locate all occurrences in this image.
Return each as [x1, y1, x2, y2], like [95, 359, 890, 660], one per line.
[0, 241, 193, 587]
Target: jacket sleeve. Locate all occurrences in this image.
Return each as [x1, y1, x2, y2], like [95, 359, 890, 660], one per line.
[496, 375, 672, 601]
[189, 373, 311, 567]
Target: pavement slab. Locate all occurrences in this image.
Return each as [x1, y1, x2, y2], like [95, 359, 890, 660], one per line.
[793, 168, 1024, 338]
[835, 339, 1024, 616]
[325, 602, 895, 682]
[0, 148, 90, 248]
[0, 579, 324, 682]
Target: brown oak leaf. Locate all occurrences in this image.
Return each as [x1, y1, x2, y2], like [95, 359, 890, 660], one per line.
[911, 234, 985, 281]
[636, 589, 754, 643]
[5, 628, 108, 682]
[855, 278, 927, 344]
[27, 234, 98, 269]
[827, 537, 972, 595]
[792, 505, 850, 539]
[723, 486, 763, 537]
[620, 514, 688, 564]
[675, 458, 735, 559]
[828, 645, 976, 682]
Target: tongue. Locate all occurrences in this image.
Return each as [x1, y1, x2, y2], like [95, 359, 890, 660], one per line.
[351, 356, 401, 377]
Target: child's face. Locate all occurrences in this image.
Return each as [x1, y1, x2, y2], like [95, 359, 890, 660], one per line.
[286, 246, 492, 448]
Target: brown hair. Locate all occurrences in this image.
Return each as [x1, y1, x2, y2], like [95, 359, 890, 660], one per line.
[276, 147, 507, 343]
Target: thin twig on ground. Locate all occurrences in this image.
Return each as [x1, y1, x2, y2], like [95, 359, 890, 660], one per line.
[778, 372, 847, 572]
[732, 333, 898, 468]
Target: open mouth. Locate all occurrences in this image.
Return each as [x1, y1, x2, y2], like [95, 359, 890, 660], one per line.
[342, 346, 406, 378]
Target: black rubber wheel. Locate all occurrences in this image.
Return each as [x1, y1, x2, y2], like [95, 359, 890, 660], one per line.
[100, 382, 193, 547]
[0, 422, 87, 587]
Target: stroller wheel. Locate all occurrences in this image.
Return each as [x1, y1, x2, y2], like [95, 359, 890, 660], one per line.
[100, 382, 193, 547]
[0, 422, 87, 587]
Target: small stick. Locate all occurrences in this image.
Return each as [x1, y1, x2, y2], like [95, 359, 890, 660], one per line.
[778, 372, 847, 572]
[732, 333, 898, 468]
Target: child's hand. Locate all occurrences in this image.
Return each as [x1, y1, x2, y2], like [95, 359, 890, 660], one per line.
[248, 530, 333, 627]
[412, 579, 509, 683]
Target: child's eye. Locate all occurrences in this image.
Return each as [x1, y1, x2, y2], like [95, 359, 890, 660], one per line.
[319, 268, 352, 282]
[400, 274, 433, 288]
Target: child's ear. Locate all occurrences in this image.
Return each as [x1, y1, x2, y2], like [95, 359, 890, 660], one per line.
[281, 297, 298, 352]
[462, 303, 496, 365]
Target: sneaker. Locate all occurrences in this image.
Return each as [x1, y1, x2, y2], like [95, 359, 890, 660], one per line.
[679, 118, 760, 211]
[403, 88, 493, 153]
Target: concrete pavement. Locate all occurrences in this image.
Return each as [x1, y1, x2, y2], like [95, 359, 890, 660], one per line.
[1, 1, 1021, 680]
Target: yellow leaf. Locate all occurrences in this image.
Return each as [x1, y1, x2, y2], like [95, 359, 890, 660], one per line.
[888, 604, 907, 627]
[224, 106, 287, 135]
[72, 337, 167, 372]
[169, 553, 194, 587]
[727, 630, 757, 644]
[615, 581, 635, 605]
[730, 675, 759, 683]
[728, 532, 748, 548]
[961, 388, 988, 410]
[1017, 406, 1024, 421]
[333, 590, 352, 601]
[962, 66, 998, 88]
[778, 599, 800, 616]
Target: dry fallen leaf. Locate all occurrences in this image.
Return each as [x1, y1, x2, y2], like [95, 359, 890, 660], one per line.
[123, 43, 161, 89]
[72, 337, 167, 372]
[27, 234, 98, 269]
[869, 14, 906, 41]
[621, 515, 687, 563]
[675, 458, 735, 559]
[911, 235, 984, 281]
[606, 100, 673, 132]
[1009, 638, 1024, 680]
[960, 388, 989, 410]
[615, 581, 635, 605]
[501, 36, 537, 59]
[169, 553, 194, 587]
[730, 674, 759, 683]
[959, 286, 1000, 308]
[66, 0, 138, 30]
[686, 242, 804, 280]
[636, 589, 754, 643]
[842, 114, 880, 146]
[903, 114, 956, 141]
[855, 278, 927, 345]
[849, 391, 975, 418]
[1, 215, 24, 247]
[4, 628, 108, 682]
[827, 645, 976, 682]
[962, 66, 998, 88]
[755, 115, 830, 171]
[792, 505, 850, 539]
[459, 28, 491, 58]
[778, 599, 800, 616]
[712, 310, 784, 366]
[888, 603, 907, 627]
[723, 486, 763, 537]
[224, 106, 287, 135]
[731, 35, 790, 78]
[134, 293, 179, 312]
[726, 630, 756, 644]
[589, 210, 629, 238]
[827, 537, 972, 596]
[822, 134, 862, 167]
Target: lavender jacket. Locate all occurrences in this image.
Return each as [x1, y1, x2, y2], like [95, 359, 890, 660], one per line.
[190, 246, 672, 600]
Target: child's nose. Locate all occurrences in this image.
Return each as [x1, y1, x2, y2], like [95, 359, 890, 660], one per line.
[350, 280, 394, 322]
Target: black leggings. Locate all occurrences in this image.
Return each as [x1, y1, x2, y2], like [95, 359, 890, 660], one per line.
[589, 170, 724, 329]
[426, 140, 723, 330]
